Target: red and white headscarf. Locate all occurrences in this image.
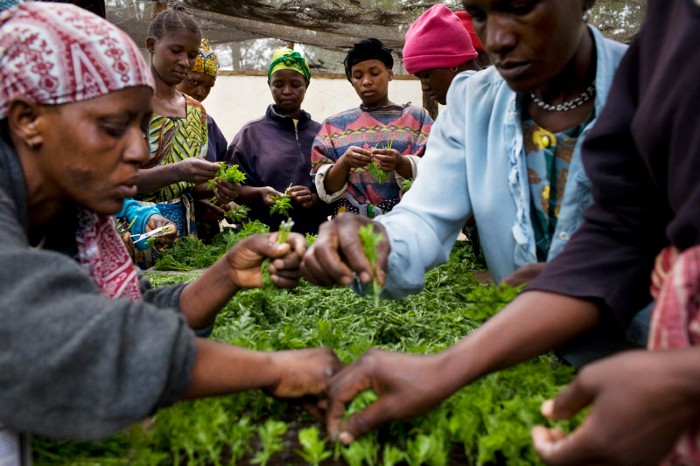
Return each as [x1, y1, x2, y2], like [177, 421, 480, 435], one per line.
[0, 2, 155, 118]
[0, 3, 155, 300]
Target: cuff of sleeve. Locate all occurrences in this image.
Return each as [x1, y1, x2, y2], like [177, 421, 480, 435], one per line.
[394, 155, 420, 186]
[315, 164, 347, 203]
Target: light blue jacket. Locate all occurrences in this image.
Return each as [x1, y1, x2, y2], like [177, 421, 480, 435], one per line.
[377, 26, 628, 297]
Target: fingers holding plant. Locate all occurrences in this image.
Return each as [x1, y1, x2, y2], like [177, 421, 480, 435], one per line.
[325, 349, 450, 444]
[145, 214, 177, 248]
[286, 185, 317, 208]
[225, 231, 306, 289]
[372, 147, 401, 172]
[341, 146, 373, 170]
[302, 214, 386, 287]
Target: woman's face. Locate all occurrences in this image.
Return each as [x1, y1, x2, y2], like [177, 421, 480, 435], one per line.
[462, 0, 588, 92]
[269, 69, 308, 116]
[147, 29, 201, 86]
[35, 87, 153, 215]
[349, 59, 393, 107]
[177, 70, 216, 102]
[415, 63, 479, 105]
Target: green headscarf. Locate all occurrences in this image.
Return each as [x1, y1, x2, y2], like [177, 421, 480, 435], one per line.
[267, 48, 311, 82]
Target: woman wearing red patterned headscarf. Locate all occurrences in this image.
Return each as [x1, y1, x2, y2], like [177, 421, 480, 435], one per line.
[0, 1, 340, 453]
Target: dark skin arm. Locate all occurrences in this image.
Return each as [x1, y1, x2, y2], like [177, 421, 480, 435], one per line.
[179, 234, 345, 402]
[184, 340, 343, 400]
[237, 185, 283, 207]
[532, 347, 700, 466]
[501, 262, 547, 287]
[301, 215, 600, 443]
[179, 232, 306, 330]
[324, 291, 600, 443]
[135, 157, 221, 193]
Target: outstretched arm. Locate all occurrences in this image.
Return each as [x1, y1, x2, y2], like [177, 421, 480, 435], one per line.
[325, 291, 600, 442]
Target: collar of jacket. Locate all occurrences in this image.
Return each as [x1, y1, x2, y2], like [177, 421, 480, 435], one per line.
[267, 104, 311, 128]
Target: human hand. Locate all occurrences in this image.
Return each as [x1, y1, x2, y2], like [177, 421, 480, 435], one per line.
[501, 263, 547, 287]
[532, 349, 700, 466]
[175, 158, 221, 184]
[266, 348, 344, 398]
[324, 349, 452, 443]
[145, 214, 177, 248]
[195, 198, 227, 224]
[301, 213, 389, 287]
[258, 186, 284, 206]
[225, 232, 307, 289]
[340, 146, 373, 170]
[372, 147, 402, 172]
[212, 179, 240, 205]
[286, 185, 317, 208]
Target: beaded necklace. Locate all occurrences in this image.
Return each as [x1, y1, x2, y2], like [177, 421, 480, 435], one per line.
[530, 81, 596, 112]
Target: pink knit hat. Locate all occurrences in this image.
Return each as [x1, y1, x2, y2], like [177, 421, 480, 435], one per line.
[455, 10, 484, 52]
[402, 4, 478, 75]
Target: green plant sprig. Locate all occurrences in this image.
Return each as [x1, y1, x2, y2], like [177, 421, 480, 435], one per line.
[224, 204, 250, 224]
[400, 178, 413, 194]
[357, 223, 384, 306]
[277, 218, 294, 244]
[207, 162, 247, 193]
[269, 192, 293, 217]
[368, 140, 394, 183]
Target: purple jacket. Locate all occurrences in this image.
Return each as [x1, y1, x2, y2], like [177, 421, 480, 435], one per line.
[226, 104, 330, 234]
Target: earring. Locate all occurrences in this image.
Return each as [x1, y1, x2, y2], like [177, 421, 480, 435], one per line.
[450, 66, 459, 73]
[25, 139, 36, 150]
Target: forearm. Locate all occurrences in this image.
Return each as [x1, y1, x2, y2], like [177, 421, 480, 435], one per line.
[394, 155, 413, 179]
[135, 165, 182, 193]
[237, 185, 262, 204]
[183, 339, 278, 398]
[324, 161, 352, 194]
[179, 259, 238, 329]
[434, 291, 600, 394]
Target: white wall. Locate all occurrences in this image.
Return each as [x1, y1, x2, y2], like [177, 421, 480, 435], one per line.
[203, 74, 426, 142]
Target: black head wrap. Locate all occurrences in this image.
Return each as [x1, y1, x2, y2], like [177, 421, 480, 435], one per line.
[343, 38, 394, 81]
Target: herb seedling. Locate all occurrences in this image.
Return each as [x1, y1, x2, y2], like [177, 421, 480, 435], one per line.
[251, 419, 286, 466]
[269, 186, 293, 217]
[262, 218, 295, 288]
[400, 178, 413, 194]
[224, 204, 250, 224]
[277, 218, 294, 244]
[358, 223, 383, 306]
[368, 140, 394, 183]
[208, 162, 246, 203]
[296, 426, 331, 466]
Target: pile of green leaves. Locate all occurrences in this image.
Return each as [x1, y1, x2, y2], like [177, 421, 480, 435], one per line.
[34, 235, 579, 465]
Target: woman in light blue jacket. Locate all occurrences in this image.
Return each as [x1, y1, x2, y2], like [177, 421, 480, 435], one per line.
[304, 0, 636, 366]
[306, 0, 627, 292]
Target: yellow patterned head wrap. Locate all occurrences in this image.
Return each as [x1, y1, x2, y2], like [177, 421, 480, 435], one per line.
[192, 38, 219, 77]
[267, 48, 311, 82]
